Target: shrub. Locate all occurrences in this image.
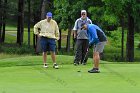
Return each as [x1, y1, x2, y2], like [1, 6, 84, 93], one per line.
[138, 43, 140, 49]
[0, 43, 34, 55]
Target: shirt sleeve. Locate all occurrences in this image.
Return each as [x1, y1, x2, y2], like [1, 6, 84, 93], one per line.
[88, 26, 99, 45]
[34, 21, 41, 35]
[88, 19, 92, 24]
[55, 22, 60, 40]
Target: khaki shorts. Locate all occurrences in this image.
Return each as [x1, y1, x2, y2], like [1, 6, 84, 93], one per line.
[94, 42, 106, 53]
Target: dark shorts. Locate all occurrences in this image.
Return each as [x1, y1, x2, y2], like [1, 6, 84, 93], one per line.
[40, 37, 56, 52]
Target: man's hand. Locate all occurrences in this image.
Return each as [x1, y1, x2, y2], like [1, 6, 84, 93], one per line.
[37, 34, 40, 38]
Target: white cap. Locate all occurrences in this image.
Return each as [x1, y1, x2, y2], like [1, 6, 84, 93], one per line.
[81, 10, 86, 14]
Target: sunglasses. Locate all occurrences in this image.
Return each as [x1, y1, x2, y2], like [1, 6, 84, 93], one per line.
[81, 13, 86, 15]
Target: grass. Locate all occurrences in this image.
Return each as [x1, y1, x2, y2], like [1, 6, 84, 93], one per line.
[0, 53, 26, 59]
[5, 30, 34, 44]
[5, 28, 69, 47]
[0, 55, 140, 93]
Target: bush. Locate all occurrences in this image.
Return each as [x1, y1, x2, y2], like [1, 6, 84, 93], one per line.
[0, 43, 34, 55]
[138, 43, 140, 49]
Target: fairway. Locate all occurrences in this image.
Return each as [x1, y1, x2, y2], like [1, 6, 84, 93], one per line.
[0, 55, 140, 93]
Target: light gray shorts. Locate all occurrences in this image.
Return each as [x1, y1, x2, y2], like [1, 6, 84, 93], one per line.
[94, 41, 106, 53]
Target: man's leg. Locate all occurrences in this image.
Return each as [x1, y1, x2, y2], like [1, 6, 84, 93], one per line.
[88, 52, 100, 73]
[93, 52, 100, 69]
[49, 38, 59, 69]
[50, 51, 56, 63]
[50, 51, 59, 69]
[81, 39, 89, 64]
[40, 37, 48, 68]
[88, 42, 106, 73]
[43, 52, 48, 67]
[74, 40, 82, 65]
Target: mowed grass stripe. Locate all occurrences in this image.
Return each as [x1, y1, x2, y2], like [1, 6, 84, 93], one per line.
[0, 55, 140, 93]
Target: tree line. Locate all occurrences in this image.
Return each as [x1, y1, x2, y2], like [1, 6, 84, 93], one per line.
[0, 0, 140, 62]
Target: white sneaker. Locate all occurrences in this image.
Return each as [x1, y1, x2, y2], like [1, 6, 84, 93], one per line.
[53, 63, 59, 69]
[43, 64, 48, 68]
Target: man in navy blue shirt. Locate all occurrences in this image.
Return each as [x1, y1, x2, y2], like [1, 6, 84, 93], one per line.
[81, 23, 107, 73]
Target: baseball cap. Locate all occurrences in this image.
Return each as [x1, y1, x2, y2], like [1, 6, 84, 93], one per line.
[46, 12, 52, 17]
[81, 10, 86, 14]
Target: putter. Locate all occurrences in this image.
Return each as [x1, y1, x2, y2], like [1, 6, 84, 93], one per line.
[77, 47, 88, 72]
[82, 46, 89, 64]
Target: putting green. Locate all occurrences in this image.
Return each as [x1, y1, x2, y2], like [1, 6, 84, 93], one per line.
[0, 55, 140, 93]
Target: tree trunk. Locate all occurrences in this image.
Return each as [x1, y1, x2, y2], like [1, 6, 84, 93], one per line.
[20, 0, 24, 44]
[33, 34, 36, 48]
[2, 21, 5, 42]
[0, 0, 3, 43]
[41, 0, 46, 19]
[72, 32, 75, 50]
[58, 29, 61, 50]
[33, 1, 41, 53]
[1, 0, 7, 42]
[17, 0, 24, 45]
[34, 0, 46, 53]
[33, 1, 38, 49]
[17, 11, 21, 44]
[126, 14, 134, 62]
[27, 0, 30, 47]
[17, 0, 21, 44]
[121, 18, 124, 61]
[66, 26, 72, 53]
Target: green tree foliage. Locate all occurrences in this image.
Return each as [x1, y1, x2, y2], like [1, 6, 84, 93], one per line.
[53, 0, 94, 29]
[103, 0, 140, 31]
[53, 0, 119, 31]
[103, 0, 140, 62]
[54, 0, 77, 29]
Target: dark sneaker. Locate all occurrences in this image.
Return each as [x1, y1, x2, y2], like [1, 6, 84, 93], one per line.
[53, 63, 59, 69]
[88, 68, 100, 73]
